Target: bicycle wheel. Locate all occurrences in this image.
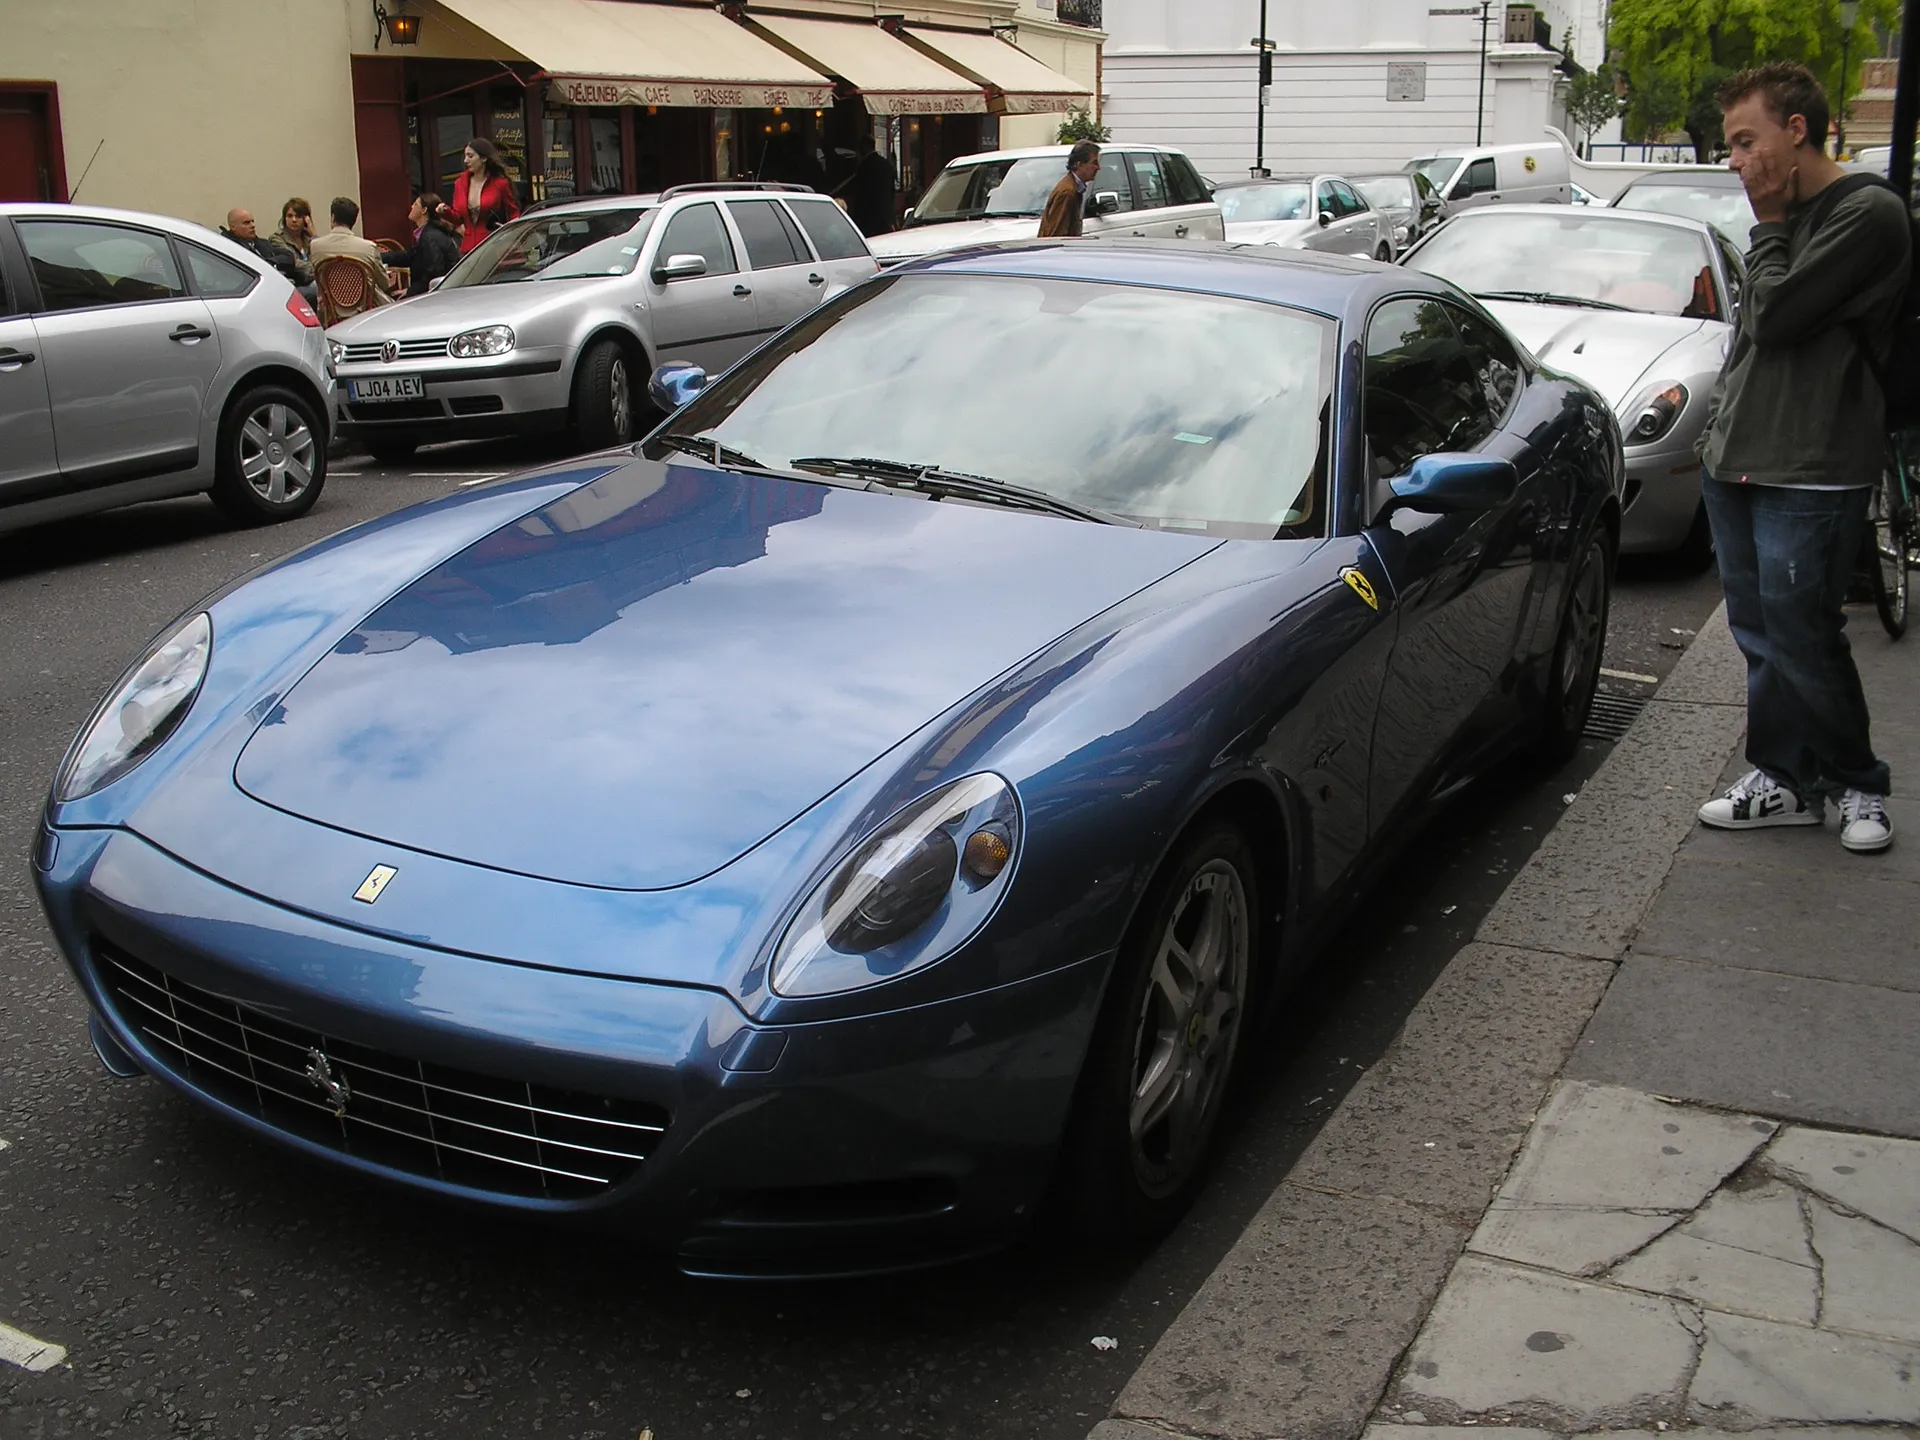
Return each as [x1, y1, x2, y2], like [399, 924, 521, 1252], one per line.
[1868, 468, 1909, 639]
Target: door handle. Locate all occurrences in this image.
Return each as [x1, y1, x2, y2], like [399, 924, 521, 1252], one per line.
[170, 324, 213, 342]
[733, 284, 753, 297]
[0, 346, 34, 370]
[807, 272, 824, 285]
[1174, 224, 1190, 237]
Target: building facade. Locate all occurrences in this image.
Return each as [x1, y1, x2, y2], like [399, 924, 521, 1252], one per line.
[1, 0, 1102, 242]
[1100, 0, 1566, 182]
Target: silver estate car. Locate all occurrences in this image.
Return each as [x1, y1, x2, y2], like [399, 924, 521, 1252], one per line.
[328, 185, 877, 464]
[1214, 176, 1395, 261]
[0, 203, 333, 535]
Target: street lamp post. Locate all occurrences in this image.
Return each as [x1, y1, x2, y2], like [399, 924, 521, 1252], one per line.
[1476, 0, 1492, 146]
[1837, 0, 1860, 156]
[1252, 1, 1274, 178]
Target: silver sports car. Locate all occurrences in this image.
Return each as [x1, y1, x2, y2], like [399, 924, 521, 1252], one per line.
[1401, 205, 1739, 563]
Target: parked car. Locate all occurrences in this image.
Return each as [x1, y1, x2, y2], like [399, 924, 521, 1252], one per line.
[1401, 204, 1738, 564]
[867, 145, 1223, 266]
[40, 238, 1621, 1277]
[0, 202, 332, 535]
[1609, 168, 1755, 246]
[1352, 172, 1449, 254]
[1215, 176, 1394, 260]
[1405, 142, 1572, 210]
[327, 185, 877, 464]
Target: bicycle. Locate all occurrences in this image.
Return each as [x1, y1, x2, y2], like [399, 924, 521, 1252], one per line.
[1864, 434, 1918, 639]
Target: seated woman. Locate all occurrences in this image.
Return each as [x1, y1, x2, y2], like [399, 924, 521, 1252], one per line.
[388, 193, 462, 293]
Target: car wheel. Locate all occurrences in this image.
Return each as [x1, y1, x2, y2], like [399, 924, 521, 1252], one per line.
[1536, 528, 1613, 764]
[211, 385, 326, 525]
[1675, 500, 1715, 573]
[1059, 822, 1259, 1242]
[362, 435, 418, 466]
[573, 338, 637, 451]
[1375, 242, 1393, 262]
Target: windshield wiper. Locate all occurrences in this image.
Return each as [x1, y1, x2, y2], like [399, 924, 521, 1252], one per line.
[654, 433, 769, 470]
[1474, 290, 1631, 312]
[788, 456, 1133, 526]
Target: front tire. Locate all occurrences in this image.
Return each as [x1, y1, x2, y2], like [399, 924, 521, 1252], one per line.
[1536, 528, 1613, 764]
[573, 338, 637, 451]
[210, 385, 326, 525]
[1374, 242, 1393, 262]
[1058, 823, 1259, 1242]
[1867, 473, 1909, 639]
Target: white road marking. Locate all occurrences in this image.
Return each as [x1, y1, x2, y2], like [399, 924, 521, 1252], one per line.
[0, 1321, 66, 1372]
[1599, 666, 1660, 685]
[457, 475, 505, 488]
[409, 471, 501, 478]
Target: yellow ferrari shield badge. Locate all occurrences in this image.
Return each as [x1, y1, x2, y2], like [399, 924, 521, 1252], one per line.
[1341, 567, 1379, 611]
[353, 864, 398, 904]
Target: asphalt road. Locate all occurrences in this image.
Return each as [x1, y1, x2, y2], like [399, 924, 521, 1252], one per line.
[0, 441, 1726, 1440]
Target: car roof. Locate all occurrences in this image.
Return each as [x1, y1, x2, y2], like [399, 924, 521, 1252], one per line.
[0, 200, 228, 235]
[944, 143, 1189, 167]
[1441, 202, 1719, 235]
[1617, 168, 1743, 189]
[888, 237, 1453, 319]
[1217, 176, 1322, 187]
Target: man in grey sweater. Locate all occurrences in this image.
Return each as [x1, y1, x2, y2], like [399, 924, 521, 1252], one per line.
[1695, 61, 1908, 853]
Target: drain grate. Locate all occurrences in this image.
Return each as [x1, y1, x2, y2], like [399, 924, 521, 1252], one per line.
[1585, 691, 1650, 742]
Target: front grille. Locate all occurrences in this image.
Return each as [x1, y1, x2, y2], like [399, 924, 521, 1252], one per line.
[346, 399, 443, 421]
[97, 944, 669, 1201]
[340, 337, 450, 363]
[448, 394, 505, 415]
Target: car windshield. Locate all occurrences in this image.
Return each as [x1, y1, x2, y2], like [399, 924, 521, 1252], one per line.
[1404, 211, 1719, 318]
[660, 274, 1336, 538]
[1217, 183, 1312, 223]
[441, 208, 655, 287]
[1612, 181, 1755, 246]
[1355, 176, 1411, 211]
[912, 157, 1074, 222]
[1407, 156, 1462, 194]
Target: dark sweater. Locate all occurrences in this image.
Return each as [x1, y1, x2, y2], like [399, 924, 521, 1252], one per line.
[1699, 177, 1910, 487]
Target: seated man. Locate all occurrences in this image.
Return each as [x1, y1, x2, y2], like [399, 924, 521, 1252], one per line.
[221, 207, 312, 290]
[308, 196, 393, 303]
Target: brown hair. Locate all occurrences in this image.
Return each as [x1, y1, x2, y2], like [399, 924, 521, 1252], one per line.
[280, 196, 312, 226]
[465, 136, 509, 180]
[416, 192, 455, 232]
[1717, 61, 1831, 151]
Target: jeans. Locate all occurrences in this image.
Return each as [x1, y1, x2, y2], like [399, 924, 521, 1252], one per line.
[1703, 474, 1890, 798]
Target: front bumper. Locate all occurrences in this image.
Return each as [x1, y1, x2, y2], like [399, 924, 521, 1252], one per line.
[1620, 447, 1703, 554]
[332, 349, 572, 444]
[35, 825, 1107, 1278]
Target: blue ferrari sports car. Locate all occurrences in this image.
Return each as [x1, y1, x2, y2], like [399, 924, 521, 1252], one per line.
[35, 241, 1621, 1278]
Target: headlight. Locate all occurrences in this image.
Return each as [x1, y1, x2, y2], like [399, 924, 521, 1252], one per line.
[770, 773, 1020, 998]
[1625, 381, 1688, 445]
[449, 324, 514, 358]
[327, 339, 346, 366]
[1394, 224, 1410, 244]
[56, 612, 211, 801]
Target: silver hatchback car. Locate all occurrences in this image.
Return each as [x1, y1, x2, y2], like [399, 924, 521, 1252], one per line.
[0, 203, 334, 535]
[328, 185, 878, 464]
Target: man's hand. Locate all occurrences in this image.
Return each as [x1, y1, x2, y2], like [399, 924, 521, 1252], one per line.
[1741, 149, 1801, 225]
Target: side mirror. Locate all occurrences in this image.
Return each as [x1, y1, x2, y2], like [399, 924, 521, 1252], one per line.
[652, 253, 708, 284]
[1318, 210, 1334, 227]
[427, 275, 445, 292]
[903, 207, 916, 222]
[1093, 191, 1121, 215]
[1380, 453, 1518, 519]
[648, 361, 709, 413]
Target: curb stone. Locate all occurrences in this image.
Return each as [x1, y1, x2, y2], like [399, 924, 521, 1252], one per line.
[1087, 605, 1746, 1440]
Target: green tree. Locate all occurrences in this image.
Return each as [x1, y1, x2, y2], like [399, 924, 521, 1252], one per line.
[1609, 0, 1894, 160]
[1055, 107, 1111, 144]
[1565, 67, 1625, 152]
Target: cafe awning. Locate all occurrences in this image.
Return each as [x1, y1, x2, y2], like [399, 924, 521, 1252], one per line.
[903, 28, 1093, 115]
[432, 0, 834, 109]
[745, 14, 988, 116]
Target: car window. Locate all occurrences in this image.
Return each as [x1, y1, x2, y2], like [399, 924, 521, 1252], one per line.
[1333, 181, 1366, 216]
[786, 199, 867, 261]
[1414, 172, 1438, 203]
[1443, 301, 1523, 425]
[1129, 152, 1171, 210]
[444, 208, 656, 288]
[1713, 231, 1746, 308]
[1363, 296, 1493, 481]
[184, 243, 259, 298]
[1166, 154, 1212, 206]
[1404, 210, 1718, 318]
[1356, 176, 1411, 212]
[1092, 157, 1135, 214]
[19, 220, 189, 311]
[1458, 158, 1496, 198]
[656, 203, 737, 278]
[727, 200, 807, 269]
[1316, 182, 1336, 217]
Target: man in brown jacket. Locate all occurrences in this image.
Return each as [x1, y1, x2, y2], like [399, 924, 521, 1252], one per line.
[1039, 142, 1102, 239]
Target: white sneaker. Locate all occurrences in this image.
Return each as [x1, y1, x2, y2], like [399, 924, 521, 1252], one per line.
[1839, 790, 1894, 852]
[1697, 768, 1824, 830]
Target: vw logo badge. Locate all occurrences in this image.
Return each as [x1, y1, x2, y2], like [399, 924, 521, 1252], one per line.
[380, 339, 399, 364]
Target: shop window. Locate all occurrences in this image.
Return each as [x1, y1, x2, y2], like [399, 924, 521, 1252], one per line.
[714, 108, 736, 182]
[434, 97, 476, 196]
[588, 110, 623, 194]
[490, 90, 529, 205]
[542, 101, 578, 204]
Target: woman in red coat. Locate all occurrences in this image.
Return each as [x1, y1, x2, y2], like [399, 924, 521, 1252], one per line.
[445, 137, 519, 254]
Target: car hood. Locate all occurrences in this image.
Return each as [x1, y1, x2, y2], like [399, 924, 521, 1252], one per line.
[870, 216, 1043, 261]
[1224, 219, 1319, 247]
[234, 459, 1217, 890]
[1480, 302, 1720, 410]
[327, 278, 616, 340]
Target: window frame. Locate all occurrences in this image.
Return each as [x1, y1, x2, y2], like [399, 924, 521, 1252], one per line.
[726, 198, 809, 270]
[1091, 154, 1136, 214]
[179, 239, 262, 300]
[1127, 151, 1172, 212]
[783, 198, 869, 263]
[1359, 291, 1505, 508]
[653, 200, 739, 279]
[1331, 180, 1367, 217]
[15, 216, 194, 316]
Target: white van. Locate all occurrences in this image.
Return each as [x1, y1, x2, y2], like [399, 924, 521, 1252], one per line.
[1404, 143, 1571, 210]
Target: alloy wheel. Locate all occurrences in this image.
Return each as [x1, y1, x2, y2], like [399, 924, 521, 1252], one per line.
[1870, 477, 1908, 636]
[239, 403, 316, 506]
[1558, 542, 1607, 728]
[609, 358, 632, 440]
[1127, 859, 1250, 1198]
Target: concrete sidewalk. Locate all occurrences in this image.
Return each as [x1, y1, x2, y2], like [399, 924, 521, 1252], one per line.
[1092, 601, 1918, 1438]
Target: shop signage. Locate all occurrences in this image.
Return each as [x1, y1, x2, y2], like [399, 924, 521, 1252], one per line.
[863, 90, 988, 116]
[549, 75, 834, 109]
[994, 92, 1082, 115]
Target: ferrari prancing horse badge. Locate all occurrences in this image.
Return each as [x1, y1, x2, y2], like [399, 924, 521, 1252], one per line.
[1340, 568, 1379, 611]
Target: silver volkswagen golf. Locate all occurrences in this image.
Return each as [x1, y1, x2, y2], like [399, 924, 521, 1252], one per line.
[0, 202, 334, 536]
[328, 186, 878, 464]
